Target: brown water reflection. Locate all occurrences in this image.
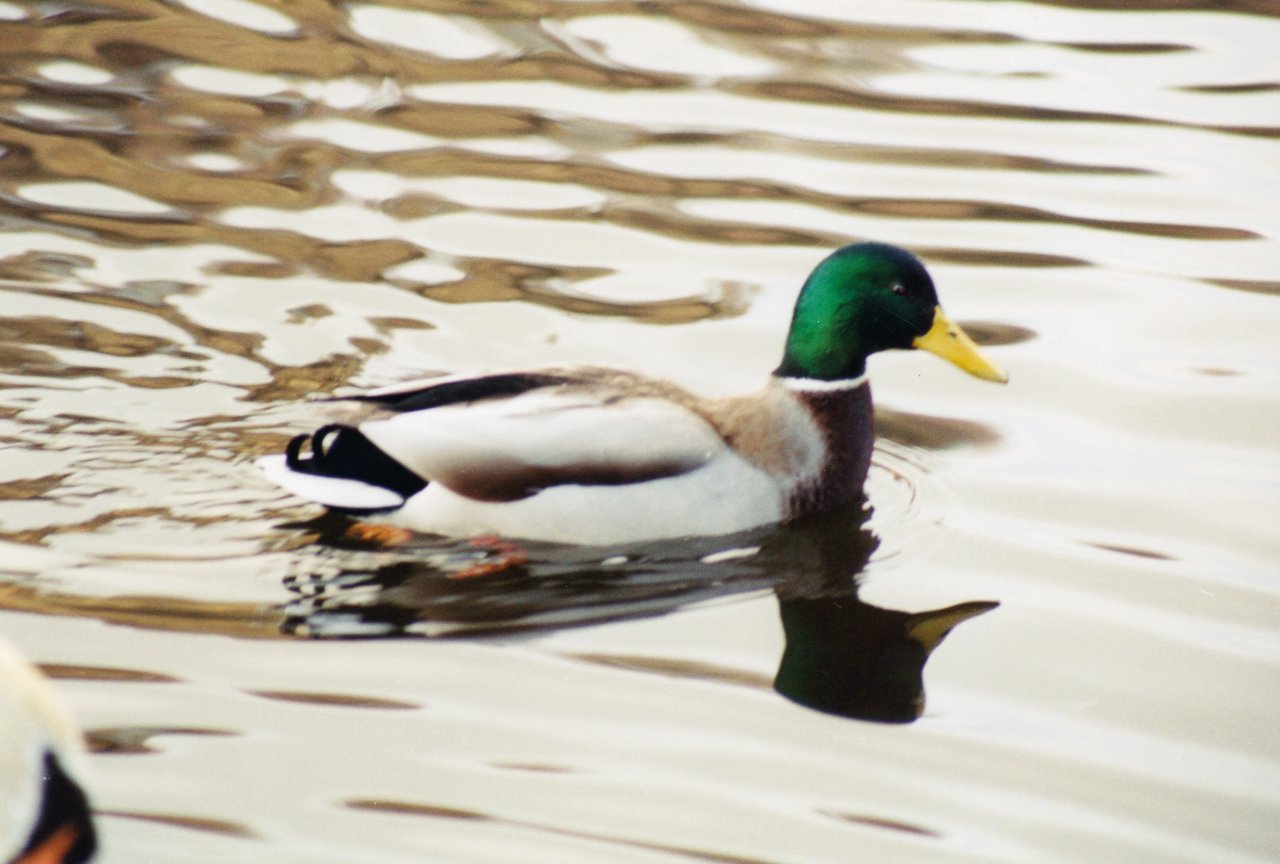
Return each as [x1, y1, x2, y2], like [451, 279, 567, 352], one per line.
[0, 581, 283, 637]
[279, 504, 996, 723]
[2, 1, 1278, 862]
[87, 726, 234, 756]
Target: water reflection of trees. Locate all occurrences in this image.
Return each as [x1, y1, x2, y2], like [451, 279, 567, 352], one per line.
[281, 503, 997, 724]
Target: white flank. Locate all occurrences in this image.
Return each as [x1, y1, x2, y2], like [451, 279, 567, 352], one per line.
[390, 449, 786, 545]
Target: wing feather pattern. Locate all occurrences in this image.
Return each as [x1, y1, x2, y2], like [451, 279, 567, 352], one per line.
[361, 388, 723, 502]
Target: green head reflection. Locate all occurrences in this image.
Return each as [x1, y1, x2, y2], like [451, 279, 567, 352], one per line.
[774, 596, 997, 723]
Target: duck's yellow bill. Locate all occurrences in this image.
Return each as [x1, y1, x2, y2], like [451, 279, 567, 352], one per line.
[912, 306, 1008, 383]
[906, 601, 1000, 651]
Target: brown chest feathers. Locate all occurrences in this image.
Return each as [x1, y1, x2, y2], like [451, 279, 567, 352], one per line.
[708, 379, 873, 517]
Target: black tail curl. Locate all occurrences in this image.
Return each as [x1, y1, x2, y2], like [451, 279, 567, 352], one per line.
[285, 424, 427, 505]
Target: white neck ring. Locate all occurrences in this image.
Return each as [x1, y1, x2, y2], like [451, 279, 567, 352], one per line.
[781, 373, 869, 393]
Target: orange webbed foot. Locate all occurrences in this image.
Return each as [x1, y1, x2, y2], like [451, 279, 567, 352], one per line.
[344, 522, 414, 546]
[449, 534, 529, 579]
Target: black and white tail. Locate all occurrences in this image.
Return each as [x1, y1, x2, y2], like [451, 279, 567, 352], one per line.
[258, 424, 426, 513]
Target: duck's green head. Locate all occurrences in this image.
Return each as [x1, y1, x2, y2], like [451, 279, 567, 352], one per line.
[775, 242, 1007, 383]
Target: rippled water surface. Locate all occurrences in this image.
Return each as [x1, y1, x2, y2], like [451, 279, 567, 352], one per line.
[2, 1, 1278, 861]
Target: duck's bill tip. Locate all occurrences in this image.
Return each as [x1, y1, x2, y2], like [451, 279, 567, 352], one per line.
[906, 599, 1001, 650]
[912, 306, 1008, 384]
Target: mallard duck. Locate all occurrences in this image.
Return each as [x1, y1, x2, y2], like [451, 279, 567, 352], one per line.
[0, 638, 97, 864]
[258, 242, 1006, 544]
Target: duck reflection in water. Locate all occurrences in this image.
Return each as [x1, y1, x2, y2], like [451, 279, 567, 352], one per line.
[774, 583, 996, 723]
[280, 502, 996, 723]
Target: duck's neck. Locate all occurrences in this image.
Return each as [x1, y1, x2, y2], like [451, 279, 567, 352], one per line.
[777, 374, 874, 514]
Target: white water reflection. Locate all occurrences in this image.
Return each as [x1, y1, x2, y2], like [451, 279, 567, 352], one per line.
[174, 0, 297, 35]
[276, 118, 441, 152]
[333, 170, 607, 211]
[563, 16, 779, 78]
[36, 61, 114, 86]
[169, 65, 291, 98]
[17, 182, 173, 215]
[348, 5, 516, 59]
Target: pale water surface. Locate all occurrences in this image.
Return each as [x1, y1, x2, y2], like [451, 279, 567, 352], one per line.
[0, 1, 1278, 862]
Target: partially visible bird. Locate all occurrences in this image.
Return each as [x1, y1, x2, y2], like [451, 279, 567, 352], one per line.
[1, 638, 96, 864]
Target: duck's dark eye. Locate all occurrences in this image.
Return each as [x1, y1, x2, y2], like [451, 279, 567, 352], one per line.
[890, 283, 906, 296]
